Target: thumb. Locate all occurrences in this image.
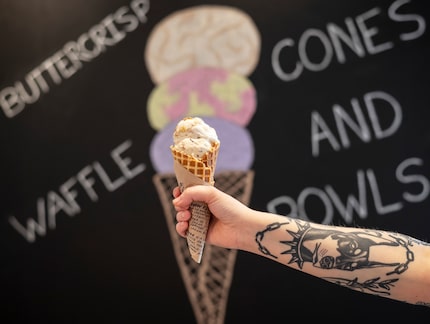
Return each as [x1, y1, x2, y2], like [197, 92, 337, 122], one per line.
[174, 185, 216, 208]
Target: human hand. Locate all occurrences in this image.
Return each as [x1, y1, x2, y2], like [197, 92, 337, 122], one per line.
[172, 185, 252, 250]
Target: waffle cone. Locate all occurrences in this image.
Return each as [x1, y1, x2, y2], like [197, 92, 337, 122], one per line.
[170, 142, 220, 263]
[170, 142, 219, 185]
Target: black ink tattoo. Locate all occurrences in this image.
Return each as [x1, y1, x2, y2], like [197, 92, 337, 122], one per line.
[255, 219, 414, 275]
[322, 276, 398, 296]
[255, 221, 289, 258]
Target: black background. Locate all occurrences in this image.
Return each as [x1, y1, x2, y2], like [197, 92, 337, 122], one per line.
[1, 0, 430, 322]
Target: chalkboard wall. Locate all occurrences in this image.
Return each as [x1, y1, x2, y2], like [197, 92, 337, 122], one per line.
[1, 0, 429, 322]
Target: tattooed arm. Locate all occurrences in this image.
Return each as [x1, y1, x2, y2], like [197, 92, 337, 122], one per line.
[173, 185, 430, 307]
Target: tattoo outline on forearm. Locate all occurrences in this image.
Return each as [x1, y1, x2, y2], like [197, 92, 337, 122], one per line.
[255, 219, 415, 296]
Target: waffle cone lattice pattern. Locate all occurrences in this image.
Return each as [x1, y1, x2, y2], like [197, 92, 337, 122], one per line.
[170, 142, 219, 184]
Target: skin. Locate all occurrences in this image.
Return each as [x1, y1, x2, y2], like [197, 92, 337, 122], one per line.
[173, 185, 430, 307]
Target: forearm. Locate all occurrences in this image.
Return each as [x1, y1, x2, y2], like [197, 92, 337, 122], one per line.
[238, 210, 430, 307]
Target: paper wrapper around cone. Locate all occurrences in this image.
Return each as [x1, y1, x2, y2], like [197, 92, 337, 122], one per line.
[171, 142, 219, 263]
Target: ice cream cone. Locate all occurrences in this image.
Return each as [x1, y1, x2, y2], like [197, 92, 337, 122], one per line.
[170, 141, 219, 184]
[153, 170, 254, 324]
[170, 141, 220, 263]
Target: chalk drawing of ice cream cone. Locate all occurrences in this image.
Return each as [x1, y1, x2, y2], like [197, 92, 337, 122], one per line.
[144, 5, 260, 324]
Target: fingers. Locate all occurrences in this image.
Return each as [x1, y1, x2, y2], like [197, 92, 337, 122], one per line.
[176, 221, 188, 238]
[172, 185, 215, 239]
[172, 186, 181, 198]
[172, 186, 186, 211]
[176, 210, 191, 222]
[175, 209, 191, 238]
[173, 185, 215, 210]
[173, 187, 190, 238]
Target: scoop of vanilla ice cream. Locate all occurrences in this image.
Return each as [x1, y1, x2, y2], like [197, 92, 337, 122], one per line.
[172, 117, 219, 159]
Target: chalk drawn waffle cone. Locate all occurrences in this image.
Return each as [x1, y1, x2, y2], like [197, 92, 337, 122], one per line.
[170, 142, 220, 263]
[153, 170, 254, 324]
